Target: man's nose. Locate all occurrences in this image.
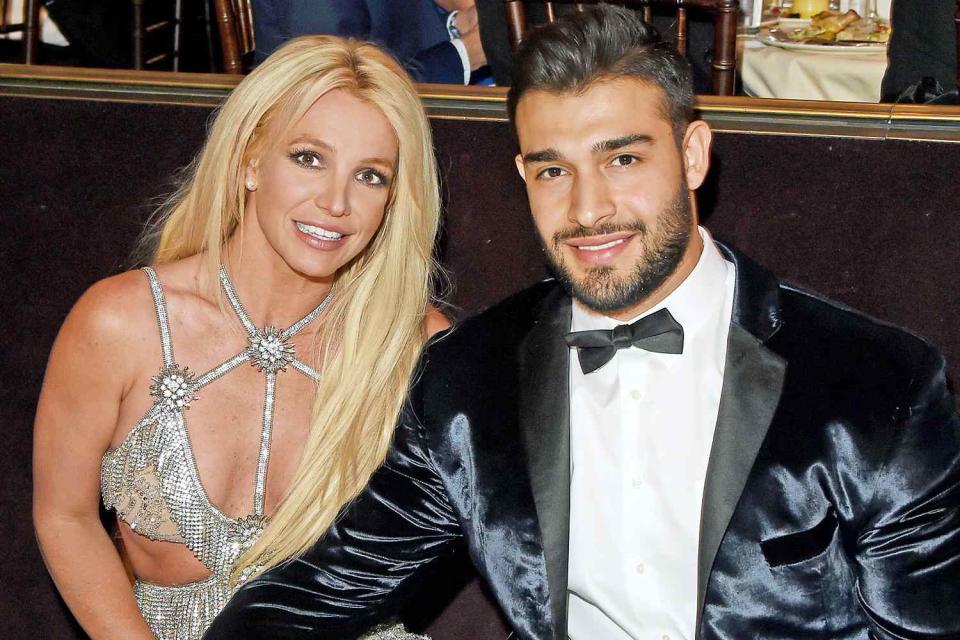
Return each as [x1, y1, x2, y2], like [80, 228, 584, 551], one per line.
[568, 170, 615, 229]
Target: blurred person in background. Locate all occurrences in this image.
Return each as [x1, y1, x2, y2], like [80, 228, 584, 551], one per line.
[253, 0, 487, 84]
[881, 0, 958, 102]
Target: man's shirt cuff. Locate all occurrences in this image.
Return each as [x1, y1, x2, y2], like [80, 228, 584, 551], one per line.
[450, 37, 470, 85]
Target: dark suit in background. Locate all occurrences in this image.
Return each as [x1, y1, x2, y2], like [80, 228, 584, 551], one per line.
[43, 0, 131, 68]
[252, 0, 464, 83]
[205, 244, 960, 640]
[475, 0, 537, 86]
[881, 0, 958, 102]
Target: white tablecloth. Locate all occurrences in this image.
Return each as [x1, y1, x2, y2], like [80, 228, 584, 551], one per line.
[741, 38, 889, 102]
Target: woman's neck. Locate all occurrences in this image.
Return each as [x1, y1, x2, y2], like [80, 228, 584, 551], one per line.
[219, 229, 334, 330]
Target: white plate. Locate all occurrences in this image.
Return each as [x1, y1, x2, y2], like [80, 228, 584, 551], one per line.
[758, 27, 887, 54]
[777, 17, 811, 30]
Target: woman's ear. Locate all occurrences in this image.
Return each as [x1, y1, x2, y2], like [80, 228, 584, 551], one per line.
[244, 159, 259, 191]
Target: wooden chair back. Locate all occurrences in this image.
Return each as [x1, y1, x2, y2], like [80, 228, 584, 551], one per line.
[132, 0, 183, 70]
[214, 0, 255, 74]
[0, 0, 40, 63]
[504, 0, 739, 95]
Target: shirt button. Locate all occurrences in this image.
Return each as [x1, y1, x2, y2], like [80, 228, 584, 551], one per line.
[629, 389, 642, 401]
[635, 563, 645, 574]
[662, 635, 671, 640]
[632, 478, 643, 489]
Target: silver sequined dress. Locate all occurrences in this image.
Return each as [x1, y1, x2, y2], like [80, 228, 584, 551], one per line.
[100, 267, 427, 640]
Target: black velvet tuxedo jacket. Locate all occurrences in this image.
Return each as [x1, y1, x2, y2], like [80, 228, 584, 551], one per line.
[206, 246, 960, 639]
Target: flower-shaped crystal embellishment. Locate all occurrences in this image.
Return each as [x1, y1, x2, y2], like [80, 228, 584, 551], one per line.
[149, 364, 199, 411]
[247, 326, 295, 374]
[227, 514, 265, 564]
[236, 513, 264, 547]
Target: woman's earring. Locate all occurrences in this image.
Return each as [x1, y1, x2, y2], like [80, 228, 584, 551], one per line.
[246, 179, 257, 191]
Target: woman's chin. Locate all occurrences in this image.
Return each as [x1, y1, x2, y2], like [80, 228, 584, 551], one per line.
[279, 251, 348, 283]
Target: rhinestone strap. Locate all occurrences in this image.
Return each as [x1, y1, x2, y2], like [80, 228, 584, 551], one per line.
[281, 293, 331, 339]
[194, 352, 248, 388]
[218, 266, 332, 340]
[289, 358, 321, 381]
[253, 371, 276, 516]
[142, 267, 175, 368]
[218, 267, 258, 336]
[216, 265, 333, 520]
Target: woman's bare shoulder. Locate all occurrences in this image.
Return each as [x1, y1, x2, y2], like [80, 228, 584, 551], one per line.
[42, 269, 160, 405]
[62, 255, 204, 355]
[66, 269, 158, 344]
[144, 254, 207, 298]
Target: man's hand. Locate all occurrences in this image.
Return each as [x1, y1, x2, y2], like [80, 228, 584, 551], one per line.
[453, 3, 479, 35]
[435, 0, 476, 11]
[454, 5, 486, 71]
[461, 27, 487, 71]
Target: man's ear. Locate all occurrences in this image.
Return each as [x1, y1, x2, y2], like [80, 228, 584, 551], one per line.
[515, 153, 527, 182]
[681, 120, 712, 191]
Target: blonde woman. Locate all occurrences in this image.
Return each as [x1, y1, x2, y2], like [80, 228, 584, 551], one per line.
[33, 36, 446, 639]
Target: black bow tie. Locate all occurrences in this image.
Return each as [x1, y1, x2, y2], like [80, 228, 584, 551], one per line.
[564, 307, 684, 374]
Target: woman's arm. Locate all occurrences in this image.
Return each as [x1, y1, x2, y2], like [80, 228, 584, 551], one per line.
[33, 275, 155, 639]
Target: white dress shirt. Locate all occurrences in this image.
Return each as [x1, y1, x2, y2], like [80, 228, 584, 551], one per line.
[567, 228, 736, 640]
[446, 11, 472, 85]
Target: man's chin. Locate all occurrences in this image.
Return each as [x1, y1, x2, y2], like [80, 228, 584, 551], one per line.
[558, 270, 638, 313]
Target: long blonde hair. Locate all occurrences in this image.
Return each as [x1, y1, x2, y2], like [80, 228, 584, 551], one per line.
[147, 36, 441, 582]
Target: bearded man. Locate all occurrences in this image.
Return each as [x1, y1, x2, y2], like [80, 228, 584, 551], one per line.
[205, 6, 960, 639]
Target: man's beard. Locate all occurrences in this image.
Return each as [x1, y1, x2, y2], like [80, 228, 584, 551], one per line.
[542, 180, 693, 314]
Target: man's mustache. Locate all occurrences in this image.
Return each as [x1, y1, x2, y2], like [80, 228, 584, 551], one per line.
[552, 221, 647, 245]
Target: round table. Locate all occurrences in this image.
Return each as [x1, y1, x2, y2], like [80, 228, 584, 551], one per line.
[740, 37, 889, 102]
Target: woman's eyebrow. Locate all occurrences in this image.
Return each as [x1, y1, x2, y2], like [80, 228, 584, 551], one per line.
[288, 135, 332, 150]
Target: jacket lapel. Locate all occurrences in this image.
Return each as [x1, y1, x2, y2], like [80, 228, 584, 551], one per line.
[518, 284, 572, 640]
[696, 245, 788, 633]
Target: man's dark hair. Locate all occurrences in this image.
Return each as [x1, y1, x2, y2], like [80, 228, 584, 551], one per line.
[506, 4, 695, 142]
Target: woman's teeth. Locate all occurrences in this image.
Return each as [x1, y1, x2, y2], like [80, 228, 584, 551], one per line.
[296, 222, 344, 241]
[578, 238, 625, 252]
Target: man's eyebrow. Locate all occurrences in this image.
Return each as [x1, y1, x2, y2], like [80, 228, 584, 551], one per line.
[522, 148, 562, 163]
[593, 134, 653, 153]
